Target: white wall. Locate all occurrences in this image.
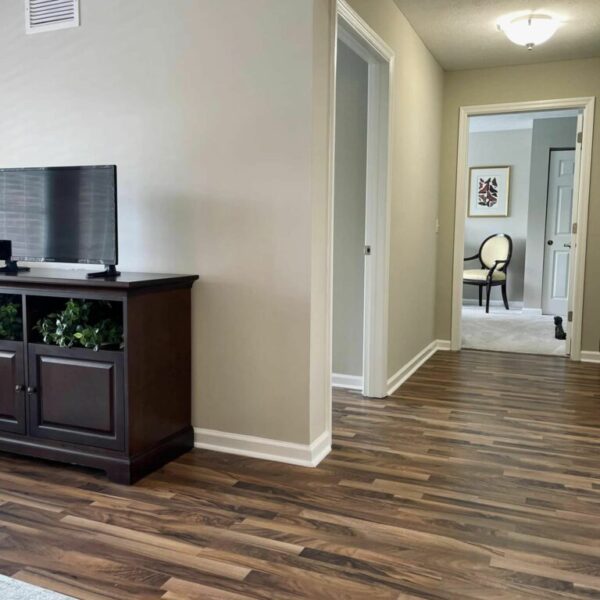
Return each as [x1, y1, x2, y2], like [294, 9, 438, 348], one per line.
[332, 40, 368, 377]
[465, 129, 533, 304]
[0, 0, 332, 446]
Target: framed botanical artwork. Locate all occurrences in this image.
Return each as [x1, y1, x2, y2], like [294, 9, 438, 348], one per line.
[468, 166, 511, 217]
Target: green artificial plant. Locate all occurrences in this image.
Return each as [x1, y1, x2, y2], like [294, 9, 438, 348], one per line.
[0, 297, 23, 341]
[35, 299, 123, 351]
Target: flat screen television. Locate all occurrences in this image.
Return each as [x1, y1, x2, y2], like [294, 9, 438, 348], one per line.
[0, 165, 119, 277]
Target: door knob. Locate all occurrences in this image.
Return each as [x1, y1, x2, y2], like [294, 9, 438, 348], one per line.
[547, 240, 554, 245]
[26, 386, 36, 394]
[15, 384, 24, 392]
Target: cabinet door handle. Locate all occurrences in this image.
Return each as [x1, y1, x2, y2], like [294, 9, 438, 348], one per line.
[15, 385, 24, 392]
[27, 386, 36, 394]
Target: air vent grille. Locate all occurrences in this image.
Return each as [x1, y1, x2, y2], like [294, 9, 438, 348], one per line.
[26, 0, 80, 34]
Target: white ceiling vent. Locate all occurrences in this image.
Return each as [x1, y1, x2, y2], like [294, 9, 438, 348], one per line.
[25, 0, 80, 35]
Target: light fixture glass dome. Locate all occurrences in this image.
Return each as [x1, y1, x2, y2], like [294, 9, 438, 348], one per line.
[498, 13, 561, 50]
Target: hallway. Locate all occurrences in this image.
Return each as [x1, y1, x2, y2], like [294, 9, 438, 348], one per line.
[0, 350, 599, 598]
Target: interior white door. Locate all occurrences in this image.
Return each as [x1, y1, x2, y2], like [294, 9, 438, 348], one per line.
[541, 149, 575, 317]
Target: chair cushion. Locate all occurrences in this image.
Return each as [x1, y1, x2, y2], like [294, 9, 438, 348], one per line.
[463, 269, 506, 282]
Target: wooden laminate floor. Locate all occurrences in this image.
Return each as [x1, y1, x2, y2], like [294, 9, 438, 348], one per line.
[1, 350, 600, 599]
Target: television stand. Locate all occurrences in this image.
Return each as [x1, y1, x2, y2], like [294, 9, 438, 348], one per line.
[0, 268, 199, 483]
[87, 265, 121, 279]
[0, 260, 30, 275]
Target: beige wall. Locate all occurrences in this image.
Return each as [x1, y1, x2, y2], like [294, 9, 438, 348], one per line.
[309, 0, 334, 443]
[347, 0, 444, 378]
[436, 58, 600, 351]
[0, 0, 332, 445]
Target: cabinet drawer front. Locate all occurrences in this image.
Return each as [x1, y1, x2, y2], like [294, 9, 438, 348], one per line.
[0, 343, 26, 434]
[29, 346, 125, 451]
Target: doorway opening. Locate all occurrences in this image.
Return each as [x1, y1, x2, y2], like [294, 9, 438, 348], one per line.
[451, 98, 595, 359]
[330, 1, 393, 398]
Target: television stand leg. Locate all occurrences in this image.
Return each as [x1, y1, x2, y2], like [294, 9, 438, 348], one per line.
[87, 265, 121, 279]
[0, 261, 30, 275]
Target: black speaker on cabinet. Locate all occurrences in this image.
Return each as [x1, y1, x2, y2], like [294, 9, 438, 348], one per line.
[0, 240, 11, 261]
[0, 240, 29, 275]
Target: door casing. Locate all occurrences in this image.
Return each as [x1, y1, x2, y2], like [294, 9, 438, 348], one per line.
[329, 0, 394, 398]
[450, 97, 595, 361]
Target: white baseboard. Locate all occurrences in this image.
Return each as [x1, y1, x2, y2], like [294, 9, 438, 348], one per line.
[463, 301, 544, 316]
[463, 299, 524, 309]
[580, 350, 600, 363]
[194, 428, 331, 468]
[387, 339, 449, 396]
[332, 373, 363, 390]
[436, 339, 451, 351]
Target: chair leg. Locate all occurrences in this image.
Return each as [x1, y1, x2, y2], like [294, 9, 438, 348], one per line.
[478, 286, 483, 307]
[485, 283, 491, 313]
[501, 283, 509, 310]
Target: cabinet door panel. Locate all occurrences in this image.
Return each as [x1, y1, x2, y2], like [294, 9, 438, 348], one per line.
[28, 345, 125, 451]
[0, 342, 26, 434]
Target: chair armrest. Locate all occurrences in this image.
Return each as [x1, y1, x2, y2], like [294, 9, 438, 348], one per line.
[464, 254, 479, 262]
[486, 259, 508, 281]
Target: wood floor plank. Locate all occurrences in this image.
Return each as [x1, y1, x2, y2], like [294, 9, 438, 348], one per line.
[0, 349, 599, 598]
[162, 577, 257, 599]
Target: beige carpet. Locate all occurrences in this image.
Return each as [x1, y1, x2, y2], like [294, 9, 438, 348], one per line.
[0, 575, 74, 599]
[462, 306, 566, 356]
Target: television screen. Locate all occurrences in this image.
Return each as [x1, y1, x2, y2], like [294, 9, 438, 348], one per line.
[0, 165, 117, 266]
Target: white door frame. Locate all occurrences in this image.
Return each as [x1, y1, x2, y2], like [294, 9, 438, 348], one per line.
[331, 0, 394, 397]
[450, 97, 596, 360]
[565, 114, 584, 356]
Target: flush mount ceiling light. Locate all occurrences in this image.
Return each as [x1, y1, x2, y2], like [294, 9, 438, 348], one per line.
[497, 13, 561, 50]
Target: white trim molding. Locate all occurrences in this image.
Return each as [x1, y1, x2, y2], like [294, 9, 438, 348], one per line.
[387, 340, 450, 396]
[194, 429, 331, 468]
[337, 0, 394, 60]
[451, 97, 595, 362]
[580, 351, 600, 364]
[332, 373, 363, 390]
[462, 299, 524, 310]
[436, 339, 452, 351]
[522, 307, 543, 316]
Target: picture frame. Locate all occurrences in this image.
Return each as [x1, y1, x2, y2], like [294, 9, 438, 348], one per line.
[468, 166, 511, 217]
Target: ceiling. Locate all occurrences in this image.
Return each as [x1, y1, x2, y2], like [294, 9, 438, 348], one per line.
[469, 109, 581, 133]
[392, 0, 600, 71]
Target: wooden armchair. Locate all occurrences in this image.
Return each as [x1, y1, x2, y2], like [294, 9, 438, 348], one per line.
[463, 233, 513, 313]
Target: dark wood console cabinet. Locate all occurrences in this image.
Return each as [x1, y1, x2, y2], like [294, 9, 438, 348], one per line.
[0, 269, 198, 484]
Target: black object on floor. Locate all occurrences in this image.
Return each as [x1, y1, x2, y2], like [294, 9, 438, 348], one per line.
[554, 316, 567, 340]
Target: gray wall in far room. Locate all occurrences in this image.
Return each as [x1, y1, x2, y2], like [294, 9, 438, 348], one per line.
[464, 129, 532, 304]
[523, 117, 578, 309]
[332, 40, 368, 377]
